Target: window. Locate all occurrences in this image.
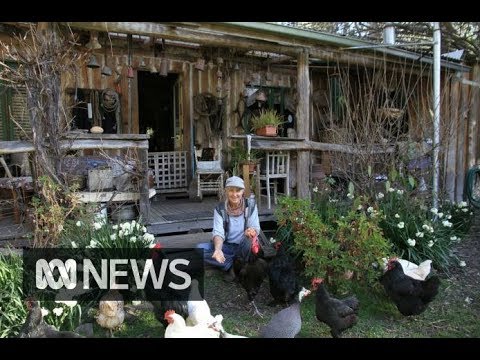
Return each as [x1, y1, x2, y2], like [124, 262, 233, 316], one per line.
[0, 84, 31, 140]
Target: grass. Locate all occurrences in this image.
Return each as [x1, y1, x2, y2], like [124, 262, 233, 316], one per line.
[91, 270, 480, 338]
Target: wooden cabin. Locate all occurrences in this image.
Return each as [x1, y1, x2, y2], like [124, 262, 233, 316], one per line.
[0, 22, 478, 239]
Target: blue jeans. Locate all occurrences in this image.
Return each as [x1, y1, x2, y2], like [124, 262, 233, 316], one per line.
[196, 236, 253, 271]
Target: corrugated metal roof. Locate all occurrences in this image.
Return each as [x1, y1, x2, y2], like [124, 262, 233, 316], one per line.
[217, 22, 470, 72]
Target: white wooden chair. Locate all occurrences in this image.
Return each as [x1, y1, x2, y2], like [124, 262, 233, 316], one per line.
[259, 151, 290, 209]
[194, 146, 224, 200]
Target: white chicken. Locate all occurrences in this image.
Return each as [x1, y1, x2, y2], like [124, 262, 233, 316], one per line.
[96, 289, 125, 337]
[164, 310, 221, 338]
[186, 279, 216, 327]
[213, 315, 249, 338]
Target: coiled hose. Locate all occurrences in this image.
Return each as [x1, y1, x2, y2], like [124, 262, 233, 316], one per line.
[464, 165, 480, 208]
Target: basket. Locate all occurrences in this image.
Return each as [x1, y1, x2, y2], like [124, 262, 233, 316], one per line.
[377, 107, 404, 120]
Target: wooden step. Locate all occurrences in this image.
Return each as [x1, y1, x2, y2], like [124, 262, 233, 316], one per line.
[155, 232, 212, 248]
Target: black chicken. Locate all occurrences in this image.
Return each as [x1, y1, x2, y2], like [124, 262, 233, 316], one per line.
[380, 259, 440, 316]
[311, 278, 359, 338]
[267, 241, 300, 306]
[233, 234, 268, 317]
[19, 299, 83, 338]
[259, 287, 311, 338]
[144, 244, 189, 327]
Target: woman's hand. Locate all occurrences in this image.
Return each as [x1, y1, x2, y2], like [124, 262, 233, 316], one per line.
[245, 227, 257, 239]
[212, 249, 225, 263]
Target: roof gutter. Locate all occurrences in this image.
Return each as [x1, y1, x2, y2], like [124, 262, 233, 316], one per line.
[216, 22, 470, 72]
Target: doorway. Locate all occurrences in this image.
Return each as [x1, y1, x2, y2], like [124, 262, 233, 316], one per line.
[138, 71, 179, 152]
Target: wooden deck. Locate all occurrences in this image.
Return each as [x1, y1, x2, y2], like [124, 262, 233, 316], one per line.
[147, 193, 277, 236]
[0, 193, 277, 246]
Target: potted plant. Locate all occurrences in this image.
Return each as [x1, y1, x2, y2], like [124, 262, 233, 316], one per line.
[230, 143, 261, 174]
[251, 109, 283, 137]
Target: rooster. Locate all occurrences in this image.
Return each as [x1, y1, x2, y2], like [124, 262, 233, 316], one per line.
[311, 278, 359, 338]
[233, 233, 268, 317]
[267, 241, 300, 306]
[380, 258, 440, 316]
[259, 287, 311, 338]
[19, 299, 83, 338]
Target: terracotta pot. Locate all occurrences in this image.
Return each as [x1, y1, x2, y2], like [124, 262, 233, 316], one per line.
[255, 125, 278, 137]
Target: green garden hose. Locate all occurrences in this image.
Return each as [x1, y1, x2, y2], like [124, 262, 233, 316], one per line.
[464, 165, 480, 208]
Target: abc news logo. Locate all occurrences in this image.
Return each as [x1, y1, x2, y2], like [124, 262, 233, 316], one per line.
[24, 248, 204, 300]
[36, 258, 191, 290]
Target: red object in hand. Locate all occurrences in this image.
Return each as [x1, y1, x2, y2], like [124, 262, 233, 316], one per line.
[251, 234, 260, 255]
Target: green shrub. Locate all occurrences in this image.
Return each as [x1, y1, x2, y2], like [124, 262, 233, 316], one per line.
[276, 195, 392, 293]
[0, 251, 27, 338]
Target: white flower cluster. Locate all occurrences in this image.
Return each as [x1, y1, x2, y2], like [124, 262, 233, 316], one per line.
[422, 224, 434, 233]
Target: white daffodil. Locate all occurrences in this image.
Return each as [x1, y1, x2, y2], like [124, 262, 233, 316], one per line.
[376, 192, 384, 199]
[394, 213, 400, 218]
[459, 260, 466, 267]
[347, 193, 354, 199]
[428, 240, 434, 247]
[41, 308, 49, 317]
[415, 231, 424, 238]
[71, 241, 78, 248]
[76, 221, 82, 227]
[407, 238, 416, 247]
[93, 222, 102, 230]
[52, 307, 64, 317]
[397, 222, 405, 229]
[430, 208, 438, 215]
[143, 233, 155, 242]
[55, 300, 78, 308]
[357, 205, 363, 210]
[367, 207, 373, 213]
[442, 220, 453, 228]
[313, 186, 318, 193]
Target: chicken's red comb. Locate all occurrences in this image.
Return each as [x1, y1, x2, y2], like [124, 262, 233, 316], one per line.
[311, 277, 323, 285]
[164, 309, 175, 319]
[274, 242, 282, 250]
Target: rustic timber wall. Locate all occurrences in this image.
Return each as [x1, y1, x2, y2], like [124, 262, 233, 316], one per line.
[443, 65, 480, 202]
[62, 52, 295, 153]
